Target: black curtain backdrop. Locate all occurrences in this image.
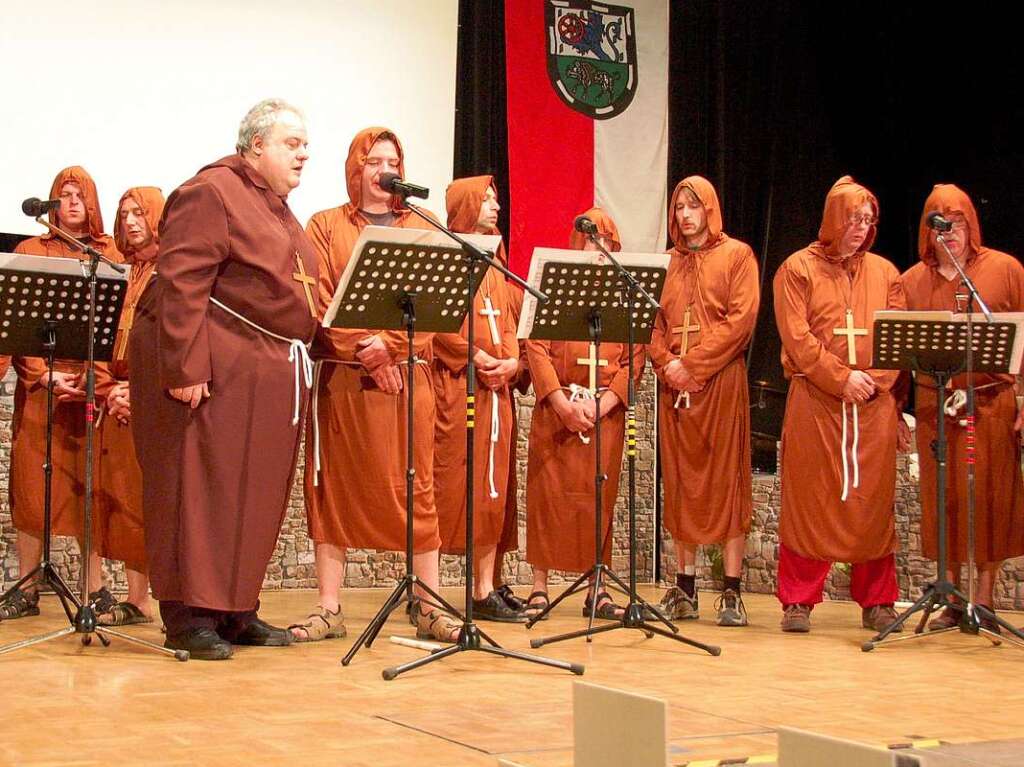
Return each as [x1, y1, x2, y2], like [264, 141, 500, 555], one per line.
[456, 0, 1024, 467]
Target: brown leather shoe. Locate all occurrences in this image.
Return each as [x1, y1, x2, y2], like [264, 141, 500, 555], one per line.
[977, 607, 1002, 635]
[927, 604, 963, 631]
[862, 604, 902, 633]
[781, 604, 811, 633]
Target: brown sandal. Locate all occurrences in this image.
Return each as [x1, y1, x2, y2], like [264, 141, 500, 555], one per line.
[289, 605, 347, 642]
[522, 591, 550, 621]
[98, 602, 153, 626]
[415, 603, 461, 643]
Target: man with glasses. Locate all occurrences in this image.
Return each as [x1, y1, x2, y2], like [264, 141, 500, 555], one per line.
[772, 176, 906, 633]
[898, 184, 1024, 633]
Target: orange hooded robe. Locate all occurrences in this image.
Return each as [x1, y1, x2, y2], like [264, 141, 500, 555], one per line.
[304, 128, 441, 554]
[648, 177, 759, 545]
[432, 176, 519, 554]
[773, 176, 905, 562]
[91, 187, 164, 573]
[900, 184, 1024, 563]
[525, 208, 643, 572]
[10, 166, 121, 539]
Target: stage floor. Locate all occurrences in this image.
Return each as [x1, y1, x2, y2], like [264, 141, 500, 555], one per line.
[1, 587, 1022, 766]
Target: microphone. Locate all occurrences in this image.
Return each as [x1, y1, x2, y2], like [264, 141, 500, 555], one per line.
[378, 173, 429, 200]
[573, 214, 598, 235]
[22, 197, 61, 217]
[926, 211, 953, 233]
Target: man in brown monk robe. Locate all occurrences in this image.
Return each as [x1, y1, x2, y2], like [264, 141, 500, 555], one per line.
[648, 176, 759, 627]
[129, 99, 317, 659]
[524, 208, 642, 620]
[1, 167, 121, 622]
[899, 184, 1024, 634]
[435, 176, 524, 622]
[91, 187, 167, 625]
[773, 176, 906, 634]
[292, 128, 459, 643]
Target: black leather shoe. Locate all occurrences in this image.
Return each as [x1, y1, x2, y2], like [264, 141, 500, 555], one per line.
[164, 628, 233, 661]
[473, 591, 528, 623]
[232, 617, 294, 646]
[496, 584, 526, 611]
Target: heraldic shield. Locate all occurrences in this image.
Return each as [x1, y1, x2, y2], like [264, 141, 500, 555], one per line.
[545, 0, 638, 120]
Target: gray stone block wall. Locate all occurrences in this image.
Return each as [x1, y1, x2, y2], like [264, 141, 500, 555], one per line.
[3, 366, 1023, 610]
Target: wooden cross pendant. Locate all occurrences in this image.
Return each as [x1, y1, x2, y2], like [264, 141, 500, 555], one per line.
[113, 302, 136, 361]
[293, 251, 318, 319]
[672, 308, 700, 358]
[576, 342, 609, 395]
[833, 308, 867, 365]
[479, 295, 502, 346]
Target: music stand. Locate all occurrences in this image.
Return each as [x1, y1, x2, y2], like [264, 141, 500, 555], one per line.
[0, 252, 183, 660]
[327, 226, 580, 679]
[863, 311, 1024, 651]
[520, 248, 720, 655]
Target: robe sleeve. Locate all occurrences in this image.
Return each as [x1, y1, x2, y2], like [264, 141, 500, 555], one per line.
[684, 249, 760, 384]
[156, 181, 230, 389]
[865, 269, 907, 392]
[773, 259, 850, 398]
[307, 211, 375, 362]
[433, 327, 472, 373]
[647, 304, 673, 379]
[527, 339, 561, 403]
[93, 362, 121, 401]
[12, 356, 49, 390]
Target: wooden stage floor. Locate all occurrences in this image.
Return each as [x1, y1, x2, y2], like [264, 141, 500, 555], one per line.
[1, 587, 1022, 766]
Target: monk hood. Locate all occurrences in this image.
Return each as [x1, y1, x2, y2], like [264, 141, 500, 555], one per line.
[447, 175, 497, 235]
[917, 183, 982, 266]
[114, 186, 165, 262]
[45, 166, 106, 241]
[569, 207, 622, 252]
[345, 127, 407, 213]
[811, 175, 878, 263]
[668, 175, 724, 251]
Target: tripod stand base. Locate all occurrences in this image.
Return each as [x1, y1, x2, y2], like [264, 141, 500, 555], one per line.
[382, 622, 584, 680]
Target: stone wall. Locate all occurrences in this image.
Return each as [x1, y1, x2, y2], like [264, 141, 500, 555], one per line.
[3, 367, 1023, 610]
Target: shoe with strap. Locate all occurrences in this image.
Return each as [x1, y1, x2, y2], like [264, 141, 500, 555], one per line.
[781, 603, 811, 633]
[862, 604, 903, 633]
[715, 588, 748, 627]
[289, 605, 347, 642]
[0, 587, 40, 622]
[415, 601, 462, 643]
[658, 586, 699, 621]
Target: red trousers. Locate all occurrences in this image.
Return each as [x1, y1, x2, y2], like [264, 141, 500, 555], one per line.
[777, 543, 899, 608]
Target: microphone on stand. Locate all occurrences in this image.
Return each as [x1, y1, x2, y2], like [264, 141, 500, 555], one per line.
[378, 173, 429, 200]
[926, 211, 954, 233]
[573, 214, 599, 235]
[22, 197, 61, 217]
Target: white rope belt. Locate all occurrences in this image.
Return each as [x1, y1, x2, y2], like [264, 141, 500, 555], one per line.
[942, 382, 1004, 418]
[487, 394, 500, 499]
[310, 355, 428, 487]
[567, 383, 596, 445]
[209, 297, 312, 427]
[840, 401, 860, 503]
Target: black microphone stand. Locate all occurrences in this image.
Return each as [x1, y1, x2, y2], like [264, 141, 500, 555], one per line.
[1, 217, 184, 660]
[528, 228, 720, 656]
[379, 195, 582, 680]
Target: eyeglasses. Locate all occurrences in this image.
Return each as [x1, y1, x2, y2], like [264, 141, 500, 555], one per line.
[846, 214, 877, 227]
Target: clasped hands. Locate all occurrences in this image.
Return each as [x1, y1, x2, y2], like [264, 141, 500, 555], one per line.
[663, 359, 703, 395]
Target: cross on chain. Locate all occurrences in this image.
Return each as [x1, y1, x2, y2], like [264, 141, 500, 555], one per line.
[833, 308, 867, 366]
[672, 307, 700, 409]
[576, 342, 608, 395]
[479, 295, 502, 346]
[292, 251, 317, 319]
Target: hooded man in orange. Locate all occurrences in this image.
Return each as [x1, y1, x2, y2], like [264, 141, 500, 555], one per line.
[434, 176, 525, 622]
[89, 187, 166, 625]
[524, 208, 643, 620]
[1, 166, 122, 622]
[294, 127, 459, 644]
[899, 184, 1024, 633]
[648, 177, 759, 627]
[773, 176, 906, 633]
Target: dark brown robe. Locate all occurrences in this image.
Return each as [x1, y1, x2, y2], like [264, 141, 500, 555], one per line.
[129, 155, 318, 611]
[901, 184, 1024, 563]
[304, 127, 440, 554]
[648, 176, 759, 545]
[773, 176, 905, 563]
[10, 166, 120, 540]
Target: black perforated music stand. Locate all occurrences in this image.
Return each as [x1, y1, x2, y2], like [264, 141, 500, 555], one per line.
[521, 252, 719, 655]
[0, 252, 181, 660]
[863, 313, 1024, 651]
